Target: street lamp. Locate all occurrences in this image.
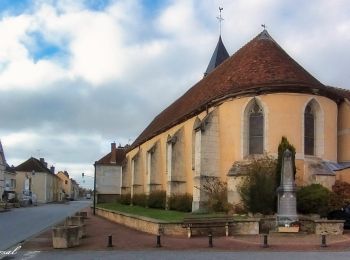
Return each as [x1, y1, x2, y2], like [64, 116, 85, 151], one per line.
[81, 167, 97, 215]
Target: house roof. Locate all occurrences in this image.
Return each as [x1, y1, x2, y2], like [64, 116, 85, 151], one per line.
[15, 157, 52, 174]
[5, 163, 16, 174]
[204, 36, 229, 76]
[130, 30, 349, 150]
[95, 147, 126, 166]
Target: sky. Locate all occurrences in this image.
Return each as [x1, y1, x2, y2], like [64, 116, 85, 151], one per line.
[0, 0, 350, 189]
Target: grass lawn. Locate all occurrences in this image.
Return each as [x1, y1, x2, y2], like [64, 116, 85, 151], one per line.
[97, 203, 189, 222]
[97, 203, 247, 222]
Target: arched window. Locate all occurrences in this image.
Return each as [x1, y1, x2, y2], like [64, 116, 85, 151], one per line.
[249, 101, 264, 155]
[304, 103, 315, 155]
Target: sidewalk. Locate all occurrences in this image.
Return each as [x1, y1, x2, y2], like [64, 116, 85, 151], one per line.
[21, 208, 350, 252]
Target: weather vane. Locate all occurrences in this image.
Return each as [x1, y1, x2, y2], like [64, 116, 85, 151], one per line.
[216, 7, 224, 35]
[261, 24, 267, 30]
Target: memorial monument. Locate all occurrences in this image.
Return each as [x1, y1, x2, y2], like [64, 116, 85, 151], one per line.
[277, 149, 298, 228]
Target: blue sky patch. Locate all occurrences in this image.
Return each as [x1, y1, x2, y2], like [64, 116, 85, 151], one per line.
[84, 0, 112, 11]
[0, 0, 33, 16]
[26, 31, 68, 63]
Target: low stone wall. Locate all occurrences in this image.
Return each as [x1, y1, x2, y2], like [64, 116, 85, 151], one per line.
[314, 220, 345, 235]
[95, 207, 260, 236]
[95, 207, 186, 236]
[230, 219, 260, 235]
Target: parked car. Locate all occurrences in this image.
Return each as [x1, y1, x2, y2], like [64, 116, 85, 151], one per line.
[85, 193, 91, 199]
[20, 190, 38, 206]
[327, 205, 350, 229]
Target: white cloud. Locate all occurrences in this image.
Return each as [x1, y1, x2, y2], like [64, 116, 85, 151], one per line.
[1, 0, 350, 188]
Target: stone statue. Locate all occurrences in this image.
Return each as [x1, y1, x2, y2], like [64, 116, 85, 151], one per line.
[277, 149, 298, 227]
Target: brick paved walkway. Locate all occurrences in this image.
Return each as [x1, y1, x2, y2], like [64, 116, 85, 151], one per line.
[21, 208, 350, 251]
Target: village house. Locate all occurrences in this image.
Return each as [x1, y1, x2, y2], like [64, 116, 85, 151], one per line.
[70, 178, 79, 200]
[15, 157, 63, 203]
[122, 29, 350, 212]
[0, 141, 5, 201]
[56, 171, 80, 200]
[95, 143, 126, 203]
[0, 141, 17, 202]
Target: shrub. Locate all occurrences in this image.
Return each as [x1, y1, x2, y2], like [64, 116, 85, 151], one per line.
[276, 136, 296, 186]
[199, 176, 232, 213]
[148, 190, 166, 209]
[132, 193, 148, 207]
[168, 193, 192, 212]
[119, 193, 131, 205]
[297, 184, 331, 217]
[238, 155, 277, 215]
[332, 180, 350, 205]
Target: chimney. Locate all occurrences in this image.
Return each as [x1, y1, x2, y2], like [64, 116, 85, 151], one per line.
[110, 142, 116, 164]
[40, 158, 48, 168]
[50, 165, 55, 174]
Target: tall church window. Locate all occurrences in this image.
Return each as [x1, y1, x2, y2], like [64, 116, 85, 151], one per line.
[304, 104, 315, 155]
[249, 101, 264, 155]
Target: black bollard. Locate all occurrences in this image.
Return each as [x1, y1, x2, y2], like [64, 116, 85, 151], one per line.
[107, 235, 113, 247]
[321, 234, 327, 247]
[156, 234, 161, 248]
[208, 233, 213, 248]
[262, 234, 269, 248]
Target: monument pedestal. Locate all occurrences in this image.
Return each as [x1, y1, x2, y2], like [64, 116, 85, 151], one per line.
[278, 226, 299, 233]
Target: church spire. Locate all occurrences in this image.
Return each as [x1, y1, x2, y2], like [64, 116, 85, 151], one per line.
[204, 7, 229, 76]
[0, 140, 6, 165]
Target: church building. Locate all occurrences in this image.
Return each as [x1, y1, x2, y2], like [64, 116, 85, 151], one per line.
[122, 29, 350, 211]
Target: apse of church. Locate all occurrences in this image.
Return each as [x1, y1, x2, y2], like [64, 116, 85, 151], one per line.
[122, 29, 350, 212]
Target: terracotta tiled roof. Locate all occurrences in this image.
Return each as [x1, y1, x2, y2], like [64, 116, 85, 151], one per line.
[15, 157, 52, 174]
[96, 147, 126, 166]
[130, 30, 347, 150]
[328, 86, 350, 100]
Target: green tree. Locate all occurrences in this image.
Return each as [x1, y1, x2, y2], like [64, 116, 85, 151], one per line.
[238, 156, 277, 214]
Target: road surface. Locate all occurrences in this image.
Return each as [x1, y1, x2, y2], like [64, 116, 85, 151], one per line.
[8, 250, 350, 260]
[0, 200, 91, 251]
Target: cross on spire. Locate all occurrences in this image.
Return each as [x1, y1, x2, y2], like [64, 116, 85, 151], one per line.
[261, 24, 267, 30]
[216, 7, 224, 35]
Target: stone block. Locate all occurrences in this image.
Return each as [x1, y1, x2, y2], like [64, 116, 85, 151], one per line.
[314, 220, 345, 235]
[75, 211, 88, 219]
[66, 216, 84, 226]
[52, 225, 80, 248]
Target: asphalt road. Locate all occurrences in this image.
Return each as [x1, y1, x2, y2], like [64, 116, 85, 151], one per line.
[8, 250, 350, 260]
[0, 200, 91, 251]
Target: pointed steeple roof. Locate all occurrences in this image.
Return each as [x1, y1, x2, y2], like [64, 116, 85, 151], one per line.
[204, 36, 229, 76]
[0, 140, 6, 165]
[130, 30, 344, 150]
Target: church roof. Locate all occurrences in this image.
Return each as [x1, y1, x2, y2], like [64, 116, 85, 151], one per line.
[204, 36, 229, 76]
[130, 30, 347, 150]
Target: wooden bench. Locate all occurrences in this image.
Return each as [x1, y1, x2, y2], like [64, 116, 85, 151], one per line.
[182, 217, 235, 238]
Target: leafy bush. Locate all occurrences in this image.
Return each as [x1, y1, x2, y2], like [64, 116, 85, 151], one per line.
[119, 193, 131, 205]
[276, 136, 296, 186]
[148, 190, 166, 209]
[168, 193, 192, 212]
[330, 181, 350, 209]
[199, 176, 232, 213]
[297, 184, 331, 217]
[132, 193, 148, 207]
[238, 155, 277, 214]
